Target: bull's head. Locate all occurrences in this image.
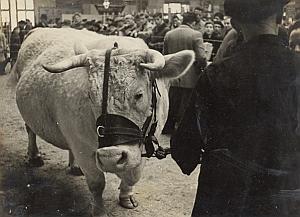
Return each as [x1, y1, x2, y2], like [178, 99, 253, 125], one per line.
[43, 43, 195, 174]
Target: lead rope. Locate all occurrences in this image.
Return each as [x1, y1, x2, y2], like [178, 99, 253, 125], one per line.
[142, 80, 170, 159]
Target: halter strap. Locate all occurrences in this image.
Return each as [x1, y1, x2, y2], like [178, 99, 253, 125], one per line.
[96, 43, 170, 159]
[102, 47, 114, 115]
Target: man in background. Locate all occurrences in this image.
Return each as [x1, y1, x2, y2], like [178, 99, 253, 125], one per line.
[149, 13, 170, 53]
[163, 12, 207, 134]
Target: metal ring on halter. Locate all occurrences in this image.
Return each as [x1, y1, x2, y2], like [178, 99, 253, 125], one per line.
[96, 126, 105, 138]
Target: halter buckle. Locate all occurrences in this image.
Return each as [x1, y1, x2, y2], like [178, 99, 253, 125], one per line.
[96, 126, 105, 138]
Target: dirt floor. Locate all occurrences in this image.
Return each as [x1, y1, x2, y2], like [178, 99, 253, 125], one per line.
[0, 73, 200, 217]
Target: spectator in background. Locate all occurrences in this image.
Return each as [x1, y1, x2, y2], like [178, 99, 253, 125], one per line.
[115, 17, 126, 36]
[61, 19, 71, 28]
[213, 20, 224, 40]
[203, 20, 224, 61]
[18, 20, 27, 43]
[223, 16, 232, 36]
[149, 12, 170, 53]
[163, 12, 207, 134]
[25, 19, 33, 31]
[203, 21, 221, 61]
[36, 14, 48, 28]
[203, 21, 214, 39]
[106, 18, 118, 35]
[93, 21, 103, 33]
[123, 15, 137, 37]
[289, 19, 300, 52]
[10, 26, 21, 68]
[133, 13, 154, 42]
[71, 12, 83, 30]
[54, 18, 62, 28]
[194, 7, 205, 32]
[213, 12, 224, 22]
[0, 28, 8, 75]
[171, 14, 182, 29]
[104, 17, 116, 35]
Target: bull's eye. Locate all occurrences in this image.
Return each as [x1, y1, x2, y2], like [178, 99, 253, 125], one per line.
[134, 93, 143, 100]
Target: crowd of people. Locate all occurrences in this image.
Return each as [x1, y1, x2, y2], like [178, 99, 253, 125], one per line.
[1, 0, 300, 216]
[0, 7, 235, 76]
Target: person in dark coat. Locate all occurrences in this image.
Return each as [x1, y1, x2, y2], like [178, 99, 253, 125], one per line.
[171, 0, 300, 216]
[10, 26, 21, 68]
[289, 19, 300, 52]
[36, 14, 49, 28]
[163, 12, 207, 134]
[148, 13, 170, 53]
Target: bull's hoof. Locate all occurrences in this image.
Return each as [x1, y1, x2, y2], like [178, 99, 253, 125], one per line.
[66, 166, 84, 176]
[28, 156, 44, 167]
[119, 195, 138, 209]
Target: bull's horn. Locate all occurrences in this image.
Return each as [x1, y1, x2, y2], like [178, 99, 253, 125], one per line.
[140, 49, 165, 71]
[43, 54, 88, 73]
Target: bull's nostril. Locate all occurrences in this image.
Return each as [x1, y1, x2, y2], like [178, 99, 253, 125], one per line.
[117, 151, 127, 165]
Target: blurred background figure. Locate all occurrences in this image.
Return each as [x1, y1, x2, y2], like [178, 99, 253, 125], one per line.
[213, 12, 224, 22]
[123, 14, 137, 36]
[9, 26, 21, 68]
[115, 16, 126, 36]
[163, 12, 207, 134]
[289, 19, 300, 52]
[148, 12, 170, 53]
[0, 28, 8, 75]
[203, 21, 214, 39]
[213, 20, 224, 40]
[61, 19, 71, 28]
[223, 16, 232, 36]
[194, 7, 205, 32]
[171, 14, 182, 29]
[18, 20, 27, 43]
[133, 13, 154, 42]
[71, 12, 83, 30]
[36, 14, 49, 28]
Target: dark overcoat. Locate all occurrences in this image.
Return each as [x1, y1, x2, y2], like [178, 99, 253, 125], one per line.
[171, 34, 300, 217]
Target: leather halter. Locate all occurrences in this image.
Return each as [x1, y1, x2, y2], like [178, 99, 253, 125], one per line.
[96, 43, 170, 159]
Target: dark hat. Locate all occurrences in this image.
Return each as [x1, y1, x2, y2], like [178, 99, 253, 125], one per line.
[224, 0, 290, 23]
[214, 20, 224, 28]
[18, 20, 27, 25]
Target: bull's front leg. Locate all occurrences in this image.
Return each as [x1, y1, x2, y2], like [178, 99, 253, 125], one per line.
[85, 169, 107, 217]
[74, 152, 108, 217]
[117, 158, 145, 209]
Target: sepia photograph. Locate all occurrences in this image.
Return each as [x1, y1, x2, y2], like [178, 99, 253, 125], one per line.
[0, 0, 300, 217]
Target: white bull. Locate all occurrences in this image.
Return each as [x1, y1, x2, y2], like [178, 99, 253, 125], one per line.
[15, 28, 194, 217]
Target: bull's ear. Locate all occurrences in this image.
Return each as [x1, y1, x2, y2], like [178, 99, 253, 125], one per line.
[158, 50, 195, 79]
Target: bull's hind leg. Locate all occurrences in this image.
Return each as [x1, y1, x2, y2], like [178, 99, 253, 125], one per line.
[25, 124, 44, 167]
[67, 151, 83, 176]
